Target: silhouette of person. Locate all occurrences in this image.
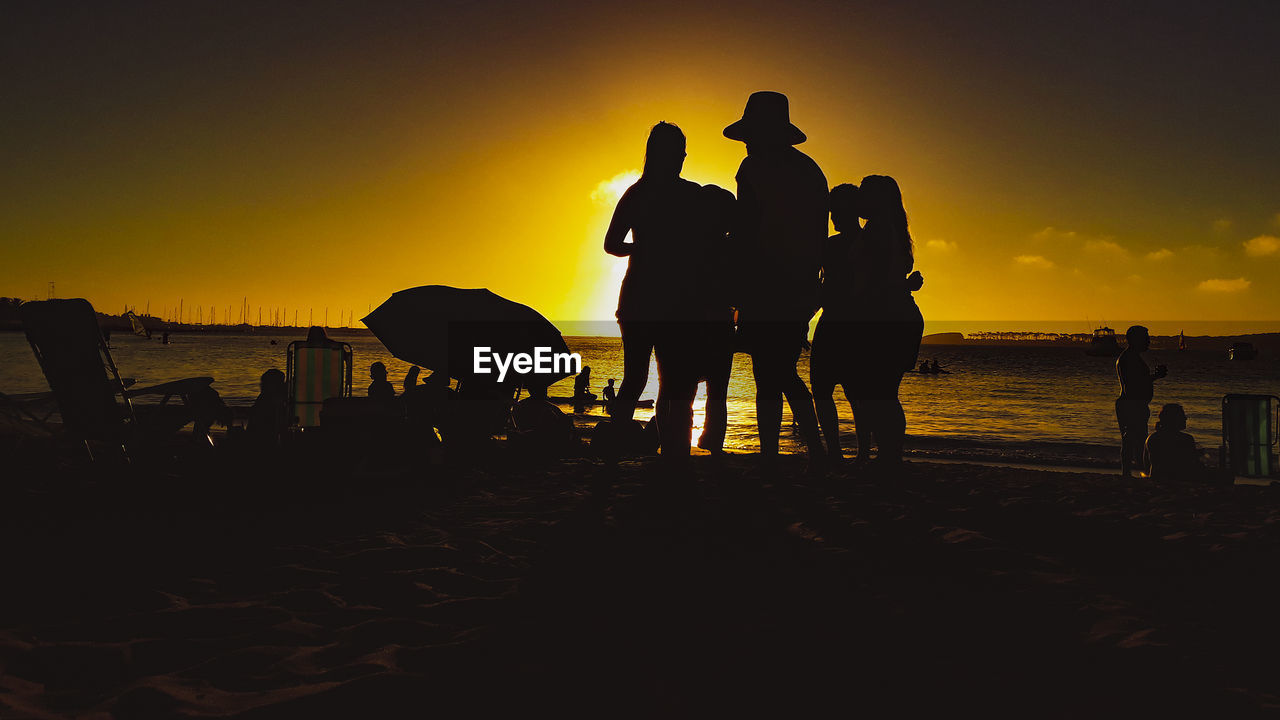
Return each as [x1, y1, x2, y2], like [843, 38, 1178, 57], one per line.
[405, 369, 451, 442]
[1117, 325, 1167, 477]
[811, 183, 865, 462]
[404, 365, 421, 394]
[1145, 403, 1200, 482]
[694, 184, 738, 455]
[511, 383, 573, 456]
[724, 91, 827, 466]
[248, 368, 289, 445]
[604, 122, 704, 429]
[846, 175, 924, 469]
[572, 365, 596, 412]
[368, 361, 395, 401]
[602, 378, 616, 414]
[929, 359, 941, 373]
[604, 122, 736, 461]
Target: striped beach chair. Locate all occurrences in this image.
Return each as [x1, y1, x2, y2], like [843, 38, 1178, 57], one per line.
[286, 330, 353, 428]
[1222, 394, 1280, 478]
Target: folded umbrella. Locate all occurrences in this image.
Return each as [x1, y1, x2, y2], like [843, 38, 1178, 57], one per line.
[362, 286, 574, 388]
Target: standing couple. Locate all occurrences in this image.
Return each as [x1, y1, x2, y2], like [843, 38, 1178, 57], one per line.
[604, 91, 923, 470]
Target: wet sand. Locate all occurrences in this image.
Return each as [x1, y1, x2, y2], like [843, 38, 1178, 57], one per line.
[1, 445, 1279, 717]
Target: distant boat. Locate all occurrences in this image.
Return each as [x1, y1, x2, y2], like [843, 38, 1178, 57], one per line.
[1085, 326, 1122, 357]
[1229, 342, 1257, 361]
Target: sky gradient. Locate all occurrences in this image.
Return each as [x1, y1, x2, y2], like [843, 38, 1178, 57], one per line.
[4, 0, 1279, 334]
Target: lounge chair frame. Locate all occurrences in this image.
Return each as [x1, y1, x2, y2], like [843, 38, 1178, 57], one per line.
[1221, 394, 1280, 479]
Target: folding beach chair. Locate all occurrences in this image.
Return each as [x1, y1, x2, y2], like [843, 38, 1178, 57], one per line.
[285, 330, 353, 428]
[21, 299, 218, 460]
[1221, 394, 1280, 479]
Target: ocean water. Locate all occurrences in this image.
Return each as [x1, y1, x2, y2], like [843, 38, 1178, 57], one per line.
[2, 331, 1276, 466]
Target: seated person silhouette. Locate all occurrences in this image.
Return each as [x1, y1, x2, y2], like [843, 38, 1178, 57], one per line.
[449, 377, 509, 449]
[572, 366, 597, 412]
[1145, 403, 1201, 482]
[368, 361, 396, 401]
[602, 378, 617, 414]
[403, 370, 452, 440]
[248, 368, 289, 445]
[511, 384, 573, 456]
[404, 365, 421, 394]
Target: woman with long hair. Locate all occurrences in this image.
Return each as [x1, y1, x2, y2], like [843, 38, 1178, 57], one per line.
[848, 175, 924, 468]
[810, 183, 866, 462]
[603, 122, 707, 459]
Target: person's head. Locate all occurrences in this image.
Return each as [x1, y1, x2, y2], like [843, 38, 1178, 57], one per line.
[528, 383, 549, 400]
[405, 365, 420, 381]
[1158, 403, 1187, 432]
[370, 361, 387, 381]
[642, 122, 686, 179]
[305, 325, 329, 344]
[859, 174, 912, 258]
[1126, 325, 1150, 351]
[260, 368, 285, 395]
[702, 184, 737, 236]
[607, 378, 615, 386]
[723, 91, 806, 151]
[830, 183, 861, 233]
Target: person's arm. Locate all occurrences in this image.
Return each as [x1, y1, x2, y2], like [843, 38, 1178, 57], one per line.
[1116, 353, 1135, 395]
[603, 187, 635, 257]
[732, 168, 760, 250]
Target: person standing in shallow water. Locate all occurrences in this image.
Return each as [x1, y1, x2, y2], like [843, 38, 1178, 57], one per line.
[847, 175, 924, 469]
[814, 182, 924, 464]
[723, 91, 827, 467]
[604, 121, 726, 460]
[1116, 325, 1167, 477]
[811, 183, 866, 462]
[603, 122, 704, 428]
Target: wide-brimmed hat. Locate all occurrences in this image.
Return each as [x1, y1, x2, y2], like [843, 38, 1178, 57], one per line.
[723, 91, 806, 145]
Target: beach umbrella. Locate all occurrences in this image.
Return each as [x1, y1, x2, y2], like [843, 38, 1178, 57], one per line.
[361, 286, 575, 387]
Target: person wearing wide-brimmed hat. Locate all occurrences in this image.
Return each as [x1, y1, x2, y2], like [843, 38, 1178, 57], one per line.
[724, 91, 828, 466]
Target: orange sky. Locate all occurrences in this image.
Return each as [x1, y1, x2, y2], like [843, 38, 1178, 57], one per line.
[4, 1, 1279, 335]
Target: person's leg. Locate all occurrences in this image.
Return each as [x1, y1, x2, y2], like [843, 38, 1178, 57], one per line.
[777, 322, 824, 459]
[1116, 398, 1138, 476]
[878, 373, 908, 464]
[844, 385, 872, 462]
[654, 327, 697, 458]
[750, 343, 784, 458]
[698, 323, 733, 453]
[810, 320, 843, 460]
[615, 321, 654, 423]
[1130, 405, 1150, 474]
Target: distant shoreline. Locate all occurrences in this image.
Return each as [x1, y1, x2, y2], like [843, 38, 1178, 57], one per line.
[3, 321, 1279, 352]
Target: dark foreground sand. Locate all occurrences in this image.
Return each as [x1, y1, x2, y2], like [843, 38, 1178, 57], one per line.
[2, 442, 1280, 717]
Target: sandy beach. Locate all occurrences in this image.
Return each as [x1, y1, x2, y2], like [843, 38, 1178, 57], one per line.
[1, 436, 1278, 718]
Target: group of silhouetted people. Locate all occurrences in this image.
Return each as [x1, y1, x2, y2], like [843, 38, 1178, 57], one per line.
[239, 92, 1213, 482]
[1115, 324, 1204, 481]
[600, 91, 924, 471]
